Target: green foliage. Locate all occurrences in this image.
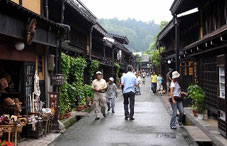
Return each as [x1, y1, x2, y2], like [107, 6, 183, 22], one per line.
[187, 85, 206, 114]
[61, 53, 71, 80]
[145, 20, 169, 68]
[150, 48, 164, 67]
[136, 56, 142, 66]
[89, 60, 99, 84]
[160, 21, 169, 30]
[70, 57, 87, 107]
[71, 57, 87, 83]
[59, 54, 88, 114]
[59, 83, 71, 114]
[84, 84, 94, 99]
[99, 18, 160, 51]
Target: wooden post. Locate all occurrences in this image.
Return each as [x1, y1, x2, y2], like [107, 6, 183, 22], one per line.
[174, 14, 180, 71]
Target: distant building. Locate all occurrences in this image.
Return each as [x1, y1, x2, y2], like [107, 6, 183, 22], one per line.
[133, 52, 143, 57]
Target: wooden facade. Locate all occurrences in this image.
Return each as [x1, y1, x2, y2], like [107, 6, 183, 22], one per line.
[158, 0, 227, 137]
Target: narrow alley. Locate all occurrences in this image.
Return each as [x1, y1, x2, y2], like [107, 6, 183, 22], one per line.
[49, 78, 193, 146]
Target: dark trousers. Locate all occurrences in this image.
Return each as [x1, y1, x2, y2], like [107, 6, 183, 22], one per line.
[151, 83, 157, 93]
[123, 91, 135, 118]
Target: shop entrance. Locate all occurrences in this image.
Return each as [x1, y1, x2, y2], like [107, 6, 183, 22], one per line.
[0, 60, 35, 115]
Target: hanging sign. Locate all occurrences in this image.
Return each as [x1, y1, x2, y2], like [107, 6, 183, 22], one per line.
[51, 74, 65, 86]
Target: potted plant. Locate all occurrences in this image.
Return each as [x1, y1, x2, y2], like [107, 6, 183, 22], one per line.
[84, 84, 94, 106]
[187, 84, 206, 120]
[77, 93, 86, 111]
[192, 105, 197, 117]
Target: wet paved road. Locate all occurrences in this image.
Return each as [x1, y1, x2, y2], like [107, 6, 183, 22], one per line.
[49, 78, 191, 146]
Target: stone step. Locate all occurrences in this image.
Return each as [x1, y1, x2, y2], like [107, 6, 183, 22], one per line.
[185, 126, 212, 144]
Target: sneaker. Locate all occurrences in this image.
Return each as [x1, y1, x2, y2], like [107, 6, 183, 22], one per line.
[125, 117, 129, 120]
[171, 126, 177, 129]
[129, 117, 135, 121]
[103, 113, 106, 117]
[112, 111, 115, 113]
[95, 117, 100, 120]
[179, 122, 183, 128]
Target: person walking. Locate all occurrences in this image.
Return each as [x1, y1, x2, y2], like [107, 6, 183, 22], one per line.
[169, 71, 188, 129]
[121, 73, 125, 93]
[151, 71, 158, 95]
[142, 71, 146, 84]
[166, 68, 173, 95]
[157, 73, 163, 96]
[92, 71, 107, 120]
[106, 77, 118, 113]
[135, 72, 142, 95]
[121, 65, 138, 121]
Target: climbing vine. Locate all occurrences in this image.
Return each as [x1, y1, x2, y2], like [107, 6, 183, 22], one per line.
[61, 53, 71, 80]
[89, 60, 99, 84]
[114, 63, 120, 86]
[59, 53, 98, 114]
[59, 53, 72, 115]
[70, 57, 87, 106]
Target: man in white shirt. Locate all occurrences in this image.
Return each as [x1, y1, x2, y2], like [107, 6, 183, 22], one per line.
[92, 71, 107, 120]
[121, 65, 138, 120]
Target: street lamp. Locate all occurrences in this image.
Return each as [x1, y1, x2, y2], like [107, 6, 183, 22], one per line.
[167, 60, 171, 64]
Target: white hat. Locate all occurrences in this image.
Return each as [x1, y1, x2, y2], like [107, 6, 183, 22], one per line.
[109, 77, 114, 82]
[96, 71, 102, 75]
[172, 71, 180, 79]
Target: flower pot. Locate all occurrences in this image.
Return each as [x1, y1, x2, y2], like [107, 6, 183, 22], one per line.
[91, 99, 95, 105]
[197, 114, 204, 120]
[192, 110, 197, 117]
[77, 105, 86, 111]
[59, 114, 64, 120]
[64, 112, 71, 119]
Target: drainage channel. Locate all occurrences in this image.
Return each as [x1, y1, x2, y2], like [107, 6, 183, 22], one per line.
[184, 117, 213, 146]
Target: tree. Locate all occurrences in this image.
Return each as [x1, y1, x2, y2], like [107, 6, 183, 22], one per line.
[145, 21, 168, 68]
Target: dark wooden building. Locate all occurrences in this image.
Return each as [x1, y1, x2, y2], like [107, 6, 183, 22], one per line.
[0, 0, 65, 113]
[158, 0, 227, 137]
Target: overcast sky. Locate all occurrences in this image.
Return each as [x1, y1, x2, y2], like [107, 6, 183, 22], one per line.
[81, 0, 174, 24]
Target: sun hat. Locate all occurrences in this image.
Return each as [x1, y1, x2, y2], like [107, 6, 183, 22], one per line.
[96, 71, 102, 75]
[172, 71, 180, 79]
[109, 77, 114, 82]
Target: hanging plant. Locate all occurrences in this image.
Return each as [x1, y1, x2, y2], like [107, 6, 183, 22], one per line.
[89, 60, 99, 84]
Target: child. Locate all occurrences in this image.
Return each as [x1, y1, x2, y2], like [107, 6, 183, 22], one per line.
[106, 77, 118, 113]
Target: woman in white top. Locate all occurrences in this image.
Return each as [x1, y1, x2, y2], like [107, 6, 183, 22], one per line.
[169, 71, 188, 129]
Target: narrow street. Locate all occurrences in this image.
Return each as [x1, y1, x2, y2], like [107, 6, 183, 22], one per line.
[49, 78, 191, 146]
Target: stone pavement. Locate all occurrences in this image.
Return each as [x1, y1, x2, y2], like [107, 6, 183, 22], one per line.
[18, 133, 60, 146]
[49, 77, 196, 146]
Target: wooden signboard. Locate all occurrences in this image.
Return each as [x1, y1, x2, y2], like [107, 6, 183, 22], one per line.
[49, 92, 58, 110]
[51, 74, 65, 86]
